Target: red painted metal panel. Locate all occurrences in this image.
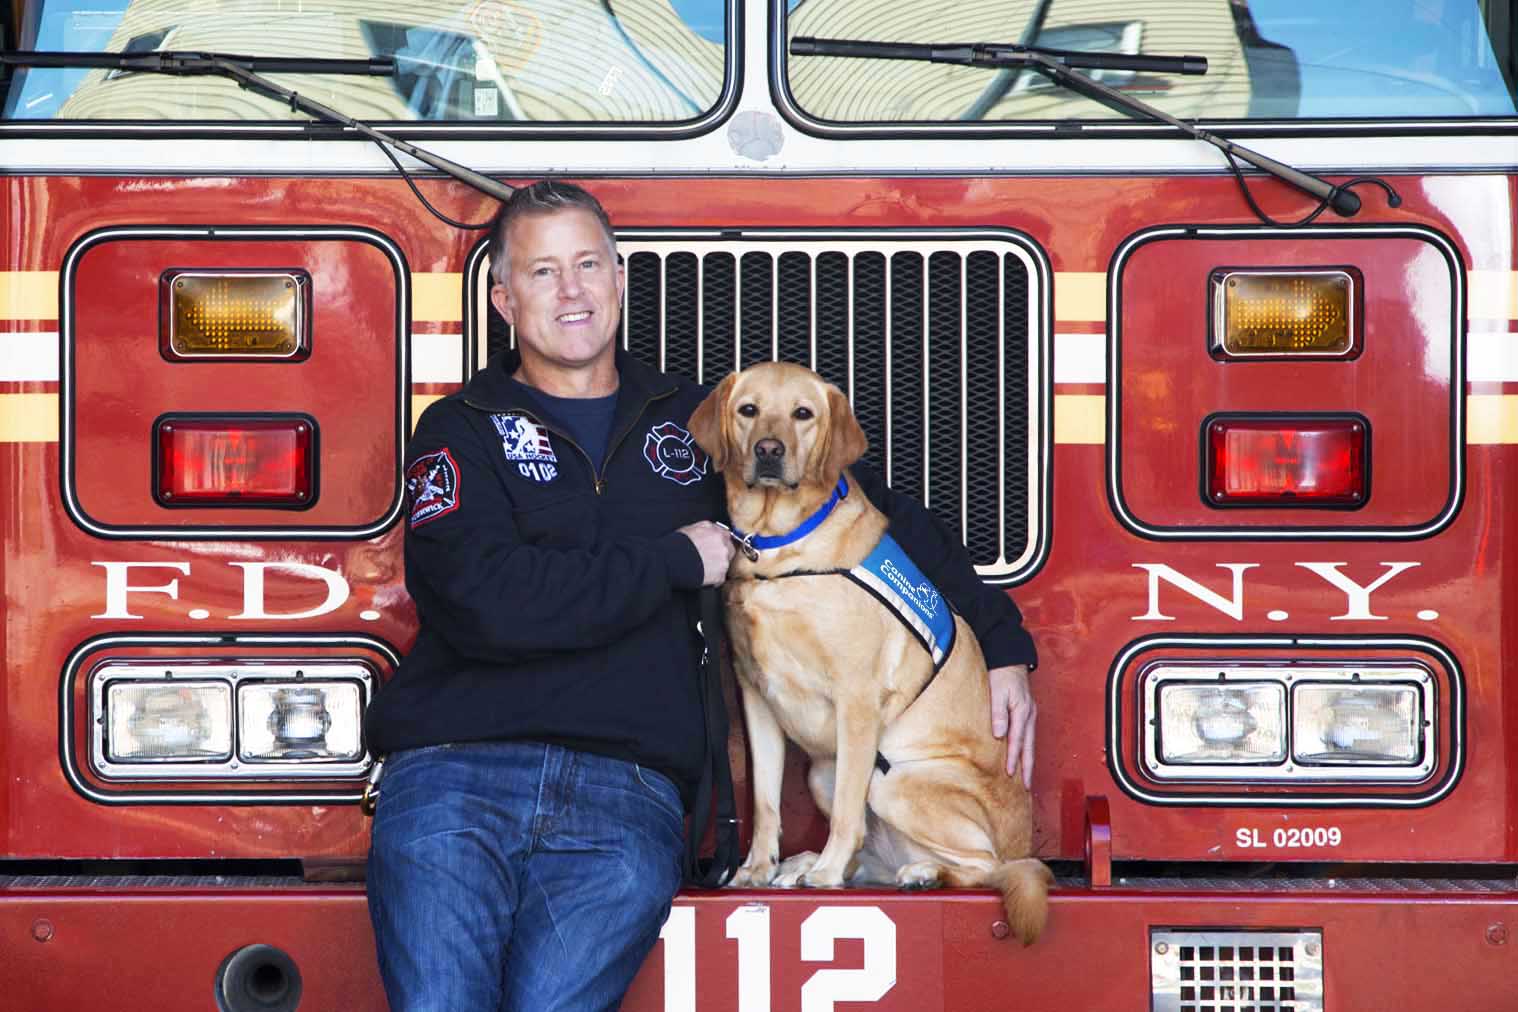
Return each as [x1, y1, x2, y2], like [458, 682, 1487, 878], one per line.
[1116, 232, 1457, 531]
[69, 234, 401, 529]
[1, 171, 1515, 887]
[5, 887, 1518, 1011]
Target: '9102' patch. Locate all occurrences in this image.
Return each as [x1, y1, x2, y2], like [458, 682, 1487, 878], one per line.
[406, 448, 461, 527]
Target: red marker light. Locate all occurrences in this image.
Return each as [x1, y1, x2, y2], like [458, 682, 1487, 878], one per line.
[156, 417, 315, 507]
[1205, 417, 1366, 507]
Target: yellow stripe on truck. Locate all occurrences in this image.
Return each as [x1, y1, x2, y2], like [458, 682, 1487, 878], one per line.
[0, 272, 59, 321]
[411, 273, 465, 324]
[0, 393, 58, 442]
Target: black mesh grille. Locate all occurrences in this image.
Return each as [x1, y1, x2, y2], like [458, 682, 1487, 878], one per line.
[890, 251, 926, 509]
[624, 251, 662, 369]
[663, 252, 699, 384]
[480, 236, 1037, 577]
[776, 252, 812, 367]
[927, 251, 963, 547]
[702, 252, 737, 381]
[738, 252, 774, 369]
[965, 250, 1005, 564]
[851, 252, 888, 476]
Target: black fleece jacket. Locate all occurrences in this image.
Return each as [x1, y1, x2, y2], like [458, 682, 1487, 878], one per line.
[364, 349, 1037, 802]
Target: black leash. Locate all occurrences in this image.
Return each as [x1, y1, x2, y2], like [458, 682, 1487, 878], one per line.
[684, 587, 741, 887]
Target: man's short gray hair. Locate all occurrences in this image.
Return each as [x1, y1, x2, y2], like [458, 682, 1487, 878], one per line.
[488, 181, 618, 284]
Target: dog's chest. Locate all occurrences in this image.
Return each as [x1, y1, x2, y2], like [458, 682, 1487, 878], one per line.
[724, 577, 862, 751]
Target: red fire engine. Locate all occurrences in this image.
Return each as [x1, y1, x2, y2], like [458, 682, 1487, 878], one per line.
[3, 0, 1516, 1008]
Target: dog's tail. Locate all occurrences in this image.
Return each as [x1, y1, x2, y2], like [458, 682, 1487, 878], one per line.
[989, 858, 1053, 945]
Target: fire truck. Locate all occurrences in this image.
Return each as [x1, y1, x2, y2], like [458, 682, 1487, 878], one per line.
[2, 0, 1515, 1008]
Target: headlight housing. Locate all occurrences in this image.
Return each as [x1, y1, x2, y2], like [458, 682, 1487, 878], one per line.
[91, 660, 373, 781]
[1142, 663, 1435, 783]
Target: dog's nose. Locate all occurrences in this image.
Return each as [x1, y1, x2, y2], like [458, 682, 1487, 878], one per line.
[754, 438, 785, 459]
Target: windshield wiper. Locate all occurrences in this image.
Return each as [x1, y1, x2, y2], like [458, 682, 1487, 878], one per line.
[791, 36, 1371, 219]
[0, 50, 514, 207]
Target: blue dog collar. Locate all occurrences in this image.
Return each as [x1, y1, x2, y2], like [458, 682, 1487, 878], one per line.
[729, 475, 849, 552]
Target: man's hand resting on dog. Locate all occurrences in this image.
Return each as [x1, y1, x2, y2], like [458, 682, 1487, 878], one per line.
[990, 665, 1036, 788]
[679, 521, 738, 586]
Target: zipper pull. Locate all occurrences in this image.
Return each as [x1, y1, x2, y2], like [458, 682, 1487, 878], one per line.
[594, 478, 607, 495]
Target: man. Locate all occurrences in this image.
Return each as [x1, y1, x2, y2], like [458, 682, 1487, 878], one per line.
[364, 180, 1038, 1011]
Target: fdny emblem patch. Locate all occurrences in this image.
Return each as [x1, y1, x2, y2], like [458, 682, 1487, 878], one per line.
[644, 421, 709, 486]
[406, 449, 461, 528]
[491, 413, 559, 484]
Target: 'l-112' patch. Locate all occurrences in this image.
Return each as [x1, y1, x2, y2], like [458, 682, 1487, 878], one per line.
[644, 421, 708, 486]
[406, 448, 461, 527]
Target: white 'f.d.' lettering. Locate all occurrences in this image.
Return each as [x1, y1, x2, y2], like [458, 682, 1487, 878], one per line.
[91, 561, 192, 619]
[227, 562, 351, 620]
[1133, 563, 1259, 621]
[1295, 562, 1420, 620]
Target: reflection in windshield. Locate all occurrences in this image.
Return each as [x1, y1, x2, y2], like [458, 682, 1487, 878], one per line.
[3, 0, 729, 122]
[785, 0, 1516, 122]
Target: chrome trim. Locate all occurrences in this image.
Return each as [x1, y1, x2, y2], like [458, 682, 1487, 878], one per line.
[89, 660, 373, 781]
[61, 632, 399, 805]
[1108, 635, 1464, 808]
[1151, 929, 1323, 1012]
[1141, 662, 1437, 784]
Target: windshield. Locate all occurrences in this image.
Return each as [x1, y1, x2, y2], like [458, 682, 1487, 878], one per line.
[784, 0, 1517, 123]
[2, 0, 731, 123]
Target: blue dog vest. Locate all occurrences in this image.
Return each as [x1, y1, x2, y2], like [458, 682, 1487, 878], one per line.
[844, 534, 957, 672]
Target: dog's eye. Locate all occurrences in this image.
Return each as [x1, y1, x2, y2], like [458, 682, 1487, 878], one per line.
[793, 407, 814, 421]
[737, 403, 758, 418]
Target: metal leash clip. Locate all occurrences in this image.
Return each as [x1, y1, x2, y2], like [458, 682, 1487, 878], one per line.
[714, 522, 760, 562]
[359, 757, 385, 816]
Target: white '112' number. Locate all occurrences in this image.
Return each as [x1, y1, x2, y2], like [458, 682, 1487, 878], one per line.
[659, 904, 897, 1011]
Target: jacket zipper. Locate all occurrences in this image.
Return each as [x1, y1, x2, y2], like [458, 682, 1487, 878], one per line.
[465, 389, 674, 496]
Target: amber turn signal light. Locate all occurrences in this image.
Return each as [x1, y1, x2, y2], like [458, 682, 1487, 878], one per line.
[1211, 269, 1358, 358]
[1205, 416, 1366, 507]
[160, 270, 310, 360]
[155, 416, 316, 507]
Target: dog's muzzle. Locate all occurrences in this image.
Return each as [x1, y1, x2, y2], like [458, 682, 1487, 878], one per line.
[752, 438, 787, 482]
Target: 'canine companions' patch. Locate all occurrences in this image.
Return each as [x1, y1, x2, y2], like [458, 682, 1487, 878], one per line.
[492, 413, 559, 483]
[644, 421, 709, 486]
[406, 449, 460, 527]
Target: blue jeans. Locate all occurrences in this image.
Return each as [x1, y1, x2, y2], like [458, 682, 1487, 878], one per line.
[366, 741, 686, 1012]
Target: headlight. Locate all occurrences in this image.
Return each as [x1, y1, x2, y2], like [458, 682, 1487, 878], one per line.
[1142, 663, 1436, 784]
[107, 681, 232, 762]
[90, 661, 373, 781]
[238, 682, 364, 761]
[1157, 682, 1286, 765]
[1293, 683, 1422, 765]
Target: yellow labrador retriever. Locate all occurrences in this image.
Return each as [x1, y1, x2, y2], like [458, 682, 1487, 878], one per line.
[688, 361, 1049, 944]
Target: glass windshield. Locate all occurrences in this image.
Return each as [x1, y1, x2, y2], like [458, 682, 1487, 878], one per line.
[3, 0, 730, 123]
[784, 0, 1517, 123]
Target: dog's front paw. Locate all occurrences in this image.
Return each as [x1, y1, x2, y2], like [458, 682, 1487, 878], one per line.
[730, 861, 777, 887]
[799, 864, 847, 889]
[770, 851, 821, 888]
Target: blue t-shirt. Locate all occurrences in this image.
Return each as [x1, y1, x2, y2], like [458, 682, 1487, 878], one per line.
[514, 380, 619, 472]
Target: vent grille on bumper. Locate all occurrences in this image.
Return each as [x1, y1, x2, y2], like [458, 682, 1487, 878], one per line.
[1152, 930, 1324, 1012]
[486, 232, 1047, 581]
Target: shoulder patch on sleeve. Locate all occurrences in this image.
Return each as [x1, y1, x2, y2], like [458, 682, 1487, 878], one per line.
[406, 448, 461, 528]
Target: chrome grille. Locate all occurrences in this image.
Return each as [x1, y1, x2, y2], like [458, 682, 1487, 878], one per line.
[482, 230, 1046, 581]
[1152, 930, 1324, 1012]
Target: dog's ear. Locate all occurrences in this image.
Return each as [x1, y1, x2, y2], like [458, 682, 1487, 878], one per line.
[688, 372, 737, 472]
[818, 384, 868, 480]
